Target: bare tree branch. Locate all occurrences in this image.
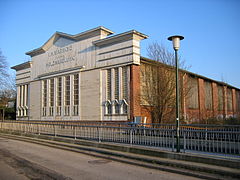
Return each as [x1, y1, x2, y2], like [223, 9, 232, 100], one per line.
[0, 49, 16, 107]
[0, 49, 9, 86]
[147, 41, 191, 70]
[141, 42, 191, 123]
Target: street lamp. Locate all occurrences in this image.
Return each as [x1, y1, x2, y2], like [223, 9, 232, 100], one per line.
[168, 35, 184, 152]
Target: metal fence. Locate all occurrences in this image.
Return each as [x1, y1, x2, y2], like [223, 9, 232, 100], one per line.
[0, 121, 239, 155]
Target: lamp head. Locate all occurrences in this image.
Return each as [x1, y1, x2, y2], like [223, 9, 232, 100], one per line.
[168, 35, 184, 50]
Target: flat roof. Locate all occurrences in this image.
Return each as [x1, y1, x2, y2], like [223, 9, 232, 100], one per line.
[11, 61, 32, 71]
[93, 30, 148, 46]
[140, 56, 240, 90]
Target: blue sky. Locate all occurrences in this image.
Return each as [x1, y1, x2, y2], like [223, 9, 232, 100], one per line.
[0, 0, 239, 87]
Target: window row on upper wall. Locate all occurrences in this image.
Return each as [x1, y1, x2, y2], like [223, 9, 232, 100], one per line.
[41, 73, 79, 117]
[187, 76, 237, 112]
[105, 66, 129, 115]
[16, 84, 29, 117]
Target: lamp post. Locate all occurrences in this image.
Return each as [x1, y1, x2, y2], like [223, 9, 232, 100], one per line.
[168, 35, 184, 152]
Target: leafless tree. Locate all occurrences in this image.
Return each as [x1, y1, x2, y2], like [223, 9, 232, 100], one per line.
[0, 49, 16, 107]
[0, 49, 9, 86]
[140, 42, 190, 124]
[147, 41, 190, 69]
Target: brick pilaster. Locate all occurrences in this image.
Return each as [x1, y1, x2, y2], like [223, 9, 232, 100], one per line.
[212, 82, 218, 117]
[232, 89, 236, 115]
[130, 65, 141, 121]
[223, 86, 227, 117]
[198, 78, 205, 120]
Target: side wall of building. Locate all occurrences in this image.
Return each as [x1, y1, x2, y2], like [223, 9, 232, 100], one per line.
[139, 60, 240, 124]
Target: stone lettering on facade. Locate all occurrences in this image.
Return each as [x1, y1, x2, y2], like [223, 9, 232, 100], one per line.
[48, 45, 73, 57]
[46, 45, 76, 68]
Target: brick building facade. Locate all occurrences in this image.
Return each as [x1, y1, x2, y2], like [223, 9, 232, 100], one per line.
[132, 57, 240, 123]
[11, 26, 240, 123]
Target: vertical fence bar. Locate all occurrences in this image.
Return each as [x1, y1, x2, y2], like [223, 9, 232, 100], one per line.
[1, 121, 240, 155]
[54, 124, 56, 137]
[183, 130, 186, 152]
[130, 128, 133, 145]
[74, 126, 76, 140]
[172, 128, 174, 152]
[98, 127, 101, 143]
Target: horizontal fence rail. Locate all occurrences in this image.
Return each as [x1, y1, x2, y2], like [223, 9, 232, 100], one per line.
[0, 121, 239, 155]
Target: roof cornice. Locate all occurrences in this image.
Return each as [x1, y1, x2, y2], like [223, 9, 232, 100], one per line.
[11, 61, 32, 71]
[26, 26, 114, 57]
[93, 30, 148, 46]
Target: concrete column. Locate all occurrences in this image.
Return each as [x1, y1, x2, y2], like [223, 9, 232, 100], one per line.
[54, 78, 57, 117]
[17, 86, 20, 116]
[110, 68, 114, 114]
[78, 72, 81, 119]
[24, 85, 27, 107]
[62, 77, 65, 117]
[69, 75, 73, 116]
[119, 67, 123, 100]
[46, 79, 50, 117]
[20, 85, 24, 107]
[111, 68, 114, 101]
[119, 67, 123, 114]
[21, 85, 24, 116]
[24, 84, 28, 116]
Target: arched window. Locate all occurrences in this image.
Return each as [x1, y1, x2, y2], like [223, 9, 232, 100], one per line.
[104, 100, 112, 115]
[113, 99, 120, 114]
[121, 99, 128, 114]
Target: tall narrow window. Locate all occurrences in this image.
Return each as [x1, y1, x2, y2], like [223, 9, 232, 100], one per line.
[49, 79, 54, 116]
[106, 101, 112, 114]
[56, 77, 62, 116]
[114, 68, 119, 100]
[24, 84, 28, 116]
[25, 85, 28, 107]
[107, 69, 111, 100]
[114, 68, 120, 114]
[188, 77, 199, 109]
[218, 86, 224, 111]
[205, 81, 213, 110]
[227, 88, 233, 111]
[19, 86, 22, 108]
[122, 66, 128, 101]
[236, 91, 240, 112]
[19, 86, 23, 116]
[17, 85, 29, 117]
[64, 76, 70, 116]
[73, 74, 79, 116]
[22, 85, 25, 109]
[121, 67, 128, 114]
[42, 80, 47, 116]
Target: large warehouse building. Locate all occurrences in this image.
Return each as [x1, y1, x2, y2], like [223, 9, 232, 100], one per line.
[12, 26, 240, 123]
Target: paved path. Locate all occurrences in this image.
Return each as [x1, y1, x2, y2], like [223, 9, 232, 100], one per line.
[0, 137, 202, 180]
[0, 161, 29, 180]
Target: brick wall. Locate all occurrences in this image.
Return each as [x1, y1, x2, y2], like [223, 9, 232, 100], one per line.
[135, 59, 240, 124]
[130, 65, 141, 120]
